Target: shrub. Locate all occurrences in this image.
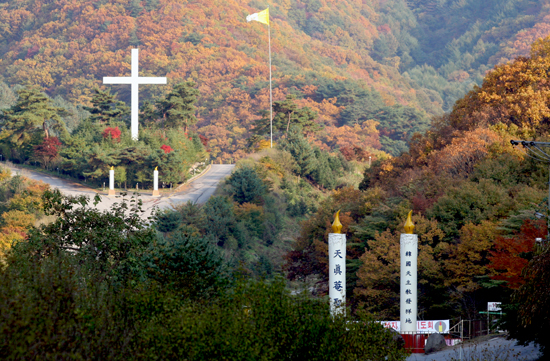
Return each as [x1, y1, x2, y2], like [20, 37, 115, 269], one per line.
[135, 278, 408, 361]
[226, 165, 267, 204]
[143, 228, 227, 298]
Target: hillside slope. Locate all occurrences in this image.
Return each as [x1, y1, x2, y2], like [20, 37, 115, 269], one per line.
[1, 0, 550, 158]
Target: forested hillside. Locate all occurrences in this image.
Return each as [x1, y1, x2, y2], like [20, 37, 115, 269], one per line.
[5, 0, 550, 356]
[2, 0, 550, 158]
[284, 35, 550, 356]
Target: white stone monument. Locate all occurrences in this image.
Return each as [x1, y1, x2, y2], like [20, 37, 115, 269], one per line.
[329, 210, 346, 316]
[152, 166, 160, 197]
[400, 211, 418, 334]
[103, 48, 167, 141]
[108, 166, 115, 196]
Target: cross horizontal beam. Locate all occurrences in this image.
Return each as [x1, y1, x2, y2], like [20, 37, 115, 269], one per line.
[103, 77, 167, 84]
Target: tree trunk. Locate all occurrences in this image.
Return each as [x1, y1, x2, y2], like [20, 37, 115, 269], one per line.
[43, 122, 49, 138]
[287, 112, 291, 134]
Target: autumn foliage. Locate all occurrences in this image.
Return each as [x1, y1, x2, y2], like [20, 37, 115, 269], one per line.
[102, 126, 121, 141]
[160, 144, 173, 154]
[5, 0, 550, 159]
[284, 36, 550, 322]
[33, 137, 62, 167]
[0, 169, 49, 258]
[488, 219, 546, 289]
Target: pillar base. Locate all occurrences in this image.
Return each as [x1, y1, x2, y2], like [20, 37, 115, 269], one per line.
[401, 333, 426, 354]
[108, 189, 115, 196]
[152, 189, 160, 197]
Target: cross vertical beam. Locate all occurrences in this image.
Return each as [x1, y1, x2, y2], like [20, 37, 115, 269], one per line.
[103, 49, 167, 140]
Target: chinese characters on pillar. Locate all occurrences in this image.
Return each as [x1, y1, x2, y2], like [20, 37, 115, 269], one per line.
[404, 250, 413, 323]
[400, 233, 418, 333]
[329, 233, 346, 316]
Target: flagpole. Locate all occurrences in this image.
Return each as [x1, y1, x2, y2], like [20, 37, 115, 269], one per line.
[268, 6, 273, 148]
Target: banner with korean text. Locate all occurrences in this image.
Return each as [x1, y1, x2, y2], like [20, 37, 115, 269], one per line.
[379, 320, 450, 333]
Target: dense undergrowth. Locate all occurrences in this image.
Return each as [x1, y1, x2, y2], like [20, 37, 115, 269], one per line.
[0, 189, 405, 360]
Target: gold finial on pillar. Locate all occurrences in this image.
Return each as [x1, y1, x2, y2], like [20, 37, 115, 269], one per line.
[332, 210, 343, 234]
[155, 166, 158, 171]
[404, 210, 415, 234]
[110, 166, 114, 170]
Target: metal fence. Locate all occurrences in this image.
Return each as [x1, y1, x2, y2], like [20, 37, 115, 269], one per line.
[448, 319, 489, 341]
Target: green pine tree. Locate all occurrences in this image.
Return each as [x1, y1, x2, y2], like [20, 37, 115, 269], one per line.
[139, 100, 158, 128]
[157, 81, 199, 133]
[226, 165, 267, 204]
[83, 88, 129, 126]
[255, 94, 321, 140]
[279, 128, 317, 178]
[0, 87, 68, 146]
[203, 196, 236, 246]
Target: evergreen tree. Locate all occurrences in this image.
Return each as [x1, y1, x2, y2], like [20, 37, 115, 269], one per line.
[127, 0, 142, 17]
[144, 228, 227, 298]
[129, 28, 141, 46]
[157, 81, 199, 133]
[83, 88, 129, 126]
[203, 196, 236, 246]
[226, 165, 267, 204]
[59, 135, 91, 178]
[255, 94, 320, 139]
[139, 100, 157, 128]
[144, 0, 160, 11]
[279, 128, 317, 178]
[0, 87, 68, 145]
[176, 201, 205, 229]
[310, 148, 338, 189]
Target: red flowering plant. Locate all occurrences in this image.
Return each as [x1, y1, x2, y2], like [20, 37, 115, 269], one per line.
[102, 126, 121, 142]
[161, 144, 173, 154]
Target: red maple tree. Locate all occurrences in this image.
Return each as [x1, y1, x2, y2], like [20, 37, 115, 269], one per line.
[161, 144, 173, 154]
[102, 126, 121, 141]
[488, 219, 546, 289]
[33, 137, 62, 167]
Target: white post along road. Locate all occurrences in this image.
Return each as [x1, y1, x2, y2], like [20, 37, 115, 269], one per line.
[7, 164, 235, 221]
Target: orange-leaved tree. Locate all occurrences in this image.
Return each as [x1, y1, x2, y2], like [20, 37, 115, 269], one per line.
[488, 219, 546, 289]
[354, 214, 447, 319]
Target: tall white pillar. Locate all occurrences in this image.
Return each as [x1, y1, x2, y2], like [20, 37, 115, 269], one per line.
[152, 167, 160, 197]
[329, 211, 346, 316]
[400, 211, 417, 333]
[108, 167, 115, 196]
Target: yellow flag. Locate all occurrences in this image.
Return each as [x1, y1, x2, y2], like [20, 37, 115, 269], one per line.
[246, 8, 269, 25]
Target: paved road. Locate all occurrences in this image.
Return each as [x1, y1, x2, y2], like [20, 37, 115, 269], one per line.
[167, 165, 235, 205]
[406, 336, 541, 361]
[6, 164, 235, 220]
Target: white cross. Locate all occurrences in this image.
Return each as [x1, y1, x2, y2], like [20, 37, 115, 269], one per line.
[103, 48, 167, 140]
